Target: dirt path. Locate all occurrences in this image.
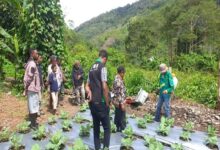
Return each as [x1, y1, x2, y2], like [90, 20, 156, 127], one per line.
[0, 92, 79, 131]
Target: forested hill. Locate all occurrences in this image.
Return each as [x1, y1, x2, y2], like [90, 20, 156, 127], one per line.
[75, 0, 166, 41]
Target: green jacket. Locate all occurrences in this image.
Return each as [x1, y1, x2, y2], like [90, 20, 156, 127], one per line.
[159, 71, 174, 95]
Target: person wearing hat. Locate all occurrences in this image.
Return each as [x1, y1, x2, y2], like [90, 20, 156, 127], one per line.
[154, 63, 174, 122]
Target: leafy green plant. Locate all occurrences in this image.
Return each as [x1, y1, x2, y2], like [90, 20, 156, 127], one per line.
[144, 135, 163, 150]
[62, 120, 72, 132]
[46, 131, 66, 150]
[0, 127, 11, 142]
[137, 118, 147, 129]
[180, 131, 191, 141]
[121, 137, 133, 150]
[122, 126, 133, 139]
[165, 118, 175, 127]
[48, 116, 57, 125]
[183, 121, 194, 132]
[111, 122, 117, 133]
[80, 103, 88, 112]
[59, 111, 69, 120]
[206, 135, 218, 149]
[144, 114, 154, 123]
[17, 121, 31, 134]
[157, 117, 171, 136]
[31, 144, 41, 150]
[207, 125, 216, 137]
[171, 143, 184, 150]
[79, 124, 91, 137]
[32, 125, 47, 140]
[74, 114, 84, 123]
[69, 138, 88, 150]
[9, 134, 24, 150]
[129, 114, 136, 119]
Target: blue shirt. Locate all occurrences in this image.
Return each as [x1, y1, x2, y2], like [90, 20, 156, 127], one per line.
[49, 72, 59, 92]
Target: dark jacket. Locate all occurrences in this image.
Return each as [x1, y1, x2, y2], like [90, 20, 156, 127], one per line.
[72, 65, 84, 87]
[49, 72, 59, 92]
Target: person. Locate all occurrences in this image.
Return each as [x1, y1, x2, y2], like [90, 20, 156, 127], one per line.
[86, 50, 110, 150]
[48, 64, 59, 114]
[112, 66, 127, 132]
[154, 63, 174, 122]
[36, 55, 44, 116]
[57, 57, 65, 97]
[72, 60, 85, 104]
[47, 55, 62, 109]
[23, 49, 40, 129]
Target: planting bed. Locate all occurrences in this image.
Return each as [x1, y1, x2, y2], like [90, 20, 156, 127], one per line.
[0, 109, 219, 150]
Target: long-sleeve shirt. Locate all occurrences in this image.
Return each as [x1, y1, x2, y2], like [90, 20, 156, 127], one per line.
[159, 71, 174, 95]
[112, 74, 126, 107]
[72, 66, 84, 87]
[23, 58, 40, 93]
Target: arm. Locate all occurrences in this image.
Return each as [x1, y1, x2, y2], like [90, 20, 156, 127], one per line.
[102, 81, 109, 106]
[85, 82, 92, 102]
[24, 64, 36, 91]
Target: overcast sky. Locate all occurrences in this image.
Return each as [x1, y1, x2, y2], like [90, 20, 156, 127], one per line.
[60, 0, 139, 28]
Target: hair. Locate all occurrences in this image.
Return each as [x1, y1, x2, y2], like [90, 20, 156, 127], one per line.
[117, 66, 125, 74]
[99, 49, 108, 58]
[51, 64, 57, 70]
[50, 55, 57, 61]
[29, 48, 37, 55]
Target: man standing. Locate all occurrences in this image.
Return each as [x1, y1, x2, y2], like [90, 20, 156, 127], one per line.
[86, 50, 110, 150]
[36, 55, 44, 115]
[72, 60, 85, 104]
[112, 66, 127, 132]
[155, 63, 174, 122]
[23, 49, 40, 129]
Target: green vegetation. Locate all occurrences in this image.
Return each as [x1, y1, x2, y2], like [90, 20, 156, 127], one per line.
[180, 131, 191, 141]
[79, 124, 91, 137]
[69, 138, 89, 150]
[62, 120, 72, 132]
[157, 117, 171, 136]
[16, 121, 31, 134]
[80, 103, 88, 112]
[171, 143, 184, 150]
[183, 121, 194, 132]
[31, 144, 41, 150]
[144, 114, 154, 123]
[46, 131, 66, 150]
[9, 134, 24, 150]
[122, 126, 133, 139]
[137, 118, 147, 129]
[59, 111, 70, 120]
[48, 116, 57, 125]
[74, 114, 84, 124]
[206, 125, 218, 148]
[32, 125, 47, 140]
[144, 135, 164, 150]
[111, 122, 117, 133]
[121, 137, 133, 150]
[0, 127, 11, 142]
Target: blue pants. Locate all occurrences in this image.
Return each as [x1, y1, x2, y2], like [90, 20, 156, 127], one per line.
[155, 94, 171, 121]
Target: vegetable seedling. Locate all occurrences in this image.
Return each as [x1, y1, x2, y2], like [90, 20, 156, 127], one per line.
[59, 110, 69, 120]
[129, 114, 136, 119]
[62, 120, 72, 132]
[144, 114, 154, 123]
[180, 131, 191, 141]
[32, 125, 47, 140]
[48, 115, 57, 125]
[31, 144, 41, 150]
[0, 127, 11, 142]
[9, 134, 24, 150]
[157, 117, 171, 136]
[74, 114, 84, 123]
[79, 124, 91, 137]
[80, 103, 88, 112]
[171, 143, 184, 150]
[69, 138, 89, 150]
[183, 121, 194, 132]
[121, 137, 133, 150]
[207, 125, 216, 137]
[206, 135, 218, 149]
[144, 135, 163, 150]
[122, 126, 133, 139]
[111, 122, 117, 133]
[46, 130, 66, 150]
[137, 118, 147, 129]
[16, 121, 31, 134]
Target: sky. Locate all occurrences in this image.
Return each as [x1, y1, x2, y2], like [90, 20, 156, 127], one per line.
[60, 0, 139, 28]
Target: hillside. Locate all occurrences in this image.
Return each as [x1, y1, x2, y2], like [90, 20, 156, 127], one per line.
[75, 0, 167, 47]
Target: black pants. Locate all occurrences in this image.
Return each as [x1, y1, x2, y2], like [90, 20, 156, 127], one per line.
[89, 102, 111, 150]
[114, 107, 126, 131]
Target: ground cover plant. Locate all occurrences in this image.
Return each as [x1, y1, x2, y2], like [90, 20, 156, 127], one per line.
[69, 138, 89, 150]
[48, 115, 57, 125]
[46, 131, 66, 150]
[32, 125, 47, 140]
[16, 121, 31, 134]
[79, 124, 91, 137]
[0, 127, 11, 142]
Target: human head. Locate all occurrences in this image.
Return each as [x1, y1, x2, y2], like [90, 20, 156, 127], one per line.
[50, 55, 57, 65]
[37, 55, 43, 63]
[159, 63, 168, 74]
[29, 49, 38, 60]
[51, 64, 57, 73]
[117, 66, 126, 79]
[74, 60, 80, 69]
[99, 49, 108, 64]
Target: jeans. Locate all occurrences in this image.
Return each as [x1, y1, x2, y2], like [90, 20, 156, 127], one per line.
[114, 107, 126, 131]
[89, 102, 111, 150]
[155, 94, 171, 121]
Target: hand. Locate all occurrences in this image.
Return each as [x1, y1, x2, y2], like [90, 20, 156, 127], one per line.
[87, 90, 92, 102]
[163, 90, 168, 94]
[23, 90, 27, 96]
